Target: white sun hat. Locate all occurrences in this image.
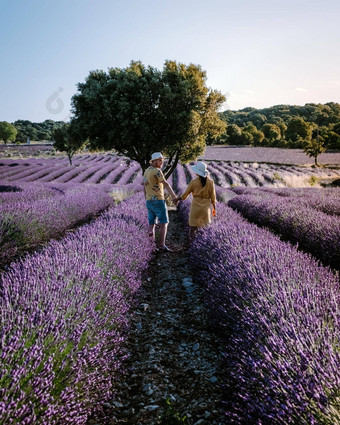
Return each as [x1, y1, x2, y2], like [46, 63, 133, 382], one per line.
[191, 161, 209, 177]
[149, 152, 167, 163]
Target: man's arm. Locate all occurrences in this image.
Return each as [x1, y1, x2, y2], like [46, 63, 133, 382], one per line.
[163, 180, 176, 201]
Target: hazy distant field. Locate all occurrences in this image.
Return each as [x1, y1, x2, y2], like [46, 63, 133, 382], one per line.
[0, 143, 54, 158]
[201, 145, 340, 166]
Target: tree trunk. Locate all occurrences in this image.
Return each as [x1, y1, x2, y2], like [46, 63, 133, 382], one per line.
[68, 153, 73, 166]
[140, 159, 149, 174]
[164, 151, 180, 179]
[162, 151, 175, 175]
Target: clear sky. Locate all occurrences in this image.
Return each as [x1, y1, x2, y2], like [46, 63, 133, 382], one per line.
[1, 0, 340, 123]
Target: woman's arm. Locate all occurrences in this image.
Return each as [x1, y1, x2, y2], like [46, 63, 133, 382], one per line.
[210, 181, 217, 205]
[179, 180, 194, 201]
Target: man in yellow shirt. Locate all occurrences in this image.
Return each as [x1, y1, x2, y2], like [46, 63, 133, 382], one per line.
[143, 152, 177, 252]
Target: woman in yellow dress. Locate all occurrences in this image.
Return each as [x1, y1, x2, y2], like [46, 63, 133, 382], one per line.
[176, 162, 216, 240]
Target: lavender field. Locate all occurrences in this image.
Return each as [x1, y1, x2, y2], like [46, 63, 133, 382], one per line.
[1, 150, 340, 190]
[178, 199, 340, 424]
[0, 193, 153, 424]
[2, 144, 340, 167]
[0, 182, 116, 266]
[0, 143, 54, 158]
[202, 145, 340, 166]
[0, 148, 340, 424]
[228, 188, 340, 268]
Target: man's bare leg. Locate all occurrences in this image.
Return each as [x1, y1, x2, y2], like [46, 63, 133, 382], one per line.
[159, 223, 168, 247]
[148, 224, 155, 242]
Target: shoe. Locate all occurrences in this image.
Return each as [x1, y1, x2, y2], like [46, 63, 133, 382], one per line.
[159, 244, 172, 252]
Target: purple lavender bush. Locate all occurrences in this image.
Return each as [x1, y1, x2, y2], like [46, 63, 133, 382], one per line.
[228, 193, 340, 268]
[0, 192, 153, 424]
[0, 182, 114, 266]
[266, 187, 340, 216]
[178, 200, 340, 424]
[231, 187, 340, 216]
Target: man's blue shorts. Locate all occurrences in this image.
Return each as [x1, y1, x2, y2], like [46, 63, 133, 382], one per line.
[146, 200, 169, 225]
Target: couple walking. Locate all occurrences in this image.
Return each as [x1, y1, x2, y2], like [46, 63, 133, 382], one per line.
[143, 152, 217, 251]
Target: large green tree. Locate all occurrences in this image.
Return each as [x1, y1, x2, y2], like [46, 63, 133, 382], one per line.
[71, 60, 226, 176]
[0, 121, 17, 145]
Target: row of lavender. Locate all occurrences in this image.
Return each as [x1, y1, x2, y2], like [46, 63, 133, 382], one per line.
[177, 199, 340, 424]
[0, 182, 115, 267]
[0, 154, 143, 186]
[208, 160, 340, 188]
[228, 188, 340, 268]
[0, 192, 153, 424]
[232, 186, 340, 216]
[2, 153, 339, 188]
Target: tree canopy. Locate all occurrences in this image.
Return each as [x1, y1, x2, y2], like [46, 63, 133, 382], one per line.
[53, 122, 87, 165]
[0, 121, 17, 145]
[71, 60, 226, 175]
[303, 131, 326, 166]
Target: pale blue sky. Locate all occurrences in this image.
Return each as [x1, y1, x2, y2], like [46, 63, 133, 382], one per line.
[1, 0, 339, 122]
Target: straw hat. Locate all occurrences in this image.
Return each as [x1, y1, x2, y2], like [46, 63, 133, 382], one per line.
[149, 152, 167, 164]
[191, 162, 209, 177]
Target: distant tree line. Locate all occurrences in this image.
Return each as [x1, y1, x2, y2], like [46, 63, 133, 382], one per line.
[2, 99, 339, 167]
[0, 119, 65, 144]
[214, 102, 340, 150]
[14, 119, 66, 143]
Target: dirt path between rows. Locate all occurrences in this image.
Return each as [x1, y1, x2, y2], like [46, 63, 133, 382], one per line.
[107, 207, 227, 425]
